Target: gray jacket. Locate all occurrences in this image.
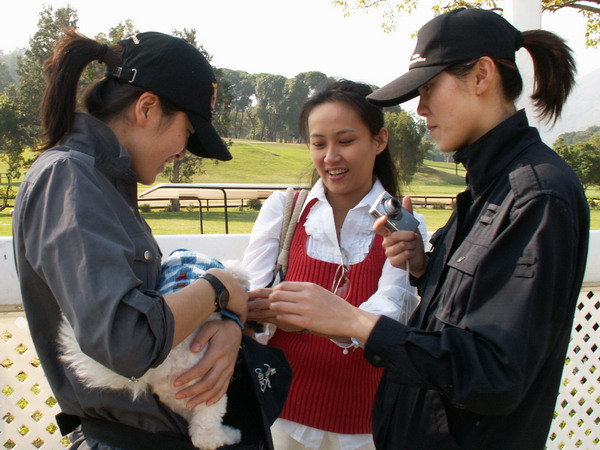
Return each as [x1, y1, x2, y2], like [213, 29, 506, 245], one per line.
[12, 113, 189, 445]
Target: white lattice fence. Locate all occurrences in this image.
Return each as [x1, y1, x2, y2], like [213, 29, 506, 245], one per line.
[1, 287, 599, 449]
[547, 287, 600, 449]
[1, 310, 70, 449]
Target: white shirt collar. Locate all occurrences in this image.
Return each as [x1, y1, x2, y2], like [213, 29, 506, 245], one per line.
[303, 177, 386, 214]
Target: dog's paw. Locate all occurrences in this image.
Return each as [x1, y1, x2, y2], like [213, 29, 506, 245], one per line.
[191, 425, 241, 450]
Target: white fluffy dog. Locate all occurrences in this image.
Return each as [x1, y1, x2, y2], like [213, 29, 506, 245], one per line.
[57, 250, 245, 450]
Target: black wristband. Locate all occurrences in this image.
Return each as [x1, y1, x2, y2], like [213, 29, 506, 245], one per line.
[200, 273, 229, 311]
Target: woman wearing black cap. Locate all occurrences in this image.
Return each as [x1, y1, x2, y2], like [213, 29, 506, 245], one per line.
[267, 7, 590, 449]
[12, 30, 251, 449]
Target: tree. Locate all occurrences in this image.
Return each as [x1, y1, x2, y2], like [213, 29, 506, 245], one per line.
[0, 49, 23, 86]
[81, 20, 140, 88]
[0, 6, 78, 209]
[553, 135, 600, 191]
[16, 6, 78, 146]
[334, 0, 600, 47]
[281, 74, 313, 142]
[221, 69, 331, 142]
[254, 73, 286, 141]
[0, 6, 78, 210]
[212, 68, 234, 143]
[0, 58, 14, 92]
[0, 92, 28, 210]
[556, 125, 600, 145]
[221, 69, 256, 138]
[385, 110, 431, 184]
[543, 0, 600, 47]
[1, 6, 79, 210]
[284, 71, 332, 142]
[302, 71, 332, 91]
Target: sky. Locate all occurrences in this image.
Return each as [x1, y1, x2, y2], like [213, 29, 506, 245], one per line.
[1, 0, 599, 113]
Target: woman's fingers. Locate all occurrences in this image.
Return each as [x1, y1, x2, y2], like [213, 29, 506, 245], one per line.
[402, 195, 413, 214]
[173, 320, 241, 408]
[373, 216, 391, 236]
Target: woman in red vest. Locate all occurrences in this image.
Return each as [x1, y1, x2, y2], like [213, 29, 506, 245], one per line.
[242, 80, 426, 449]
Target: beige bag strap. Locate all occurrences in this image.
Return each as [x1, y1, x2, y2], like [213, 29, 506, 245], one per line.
[272, 187, 308, 282]
[279, 187, 296, 252]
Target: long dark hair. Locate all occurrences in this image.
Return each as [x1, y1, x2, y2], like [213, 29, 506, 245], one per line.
[40, 29, 179, 150]
[447, 30, 575, 125]
[298, 79, 400, 197]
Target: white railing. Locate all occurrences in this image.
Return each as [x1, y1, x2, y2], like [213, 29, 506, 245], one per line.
[1, 233, 599, 449]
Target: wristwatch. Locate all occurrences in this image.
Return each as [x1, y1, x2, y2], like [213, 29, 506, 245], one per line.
[200, 273, 229, 311]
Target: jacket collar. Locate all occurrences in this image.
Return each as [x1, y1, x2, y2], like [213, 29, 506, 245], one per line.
[453, 110, 540, 196]
[60, 113, 137, 184]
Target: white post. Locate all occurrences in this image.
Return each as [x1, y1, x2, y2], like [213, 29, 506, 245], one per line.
[503, 0, 542, 124]
[504, 0, 541, 30]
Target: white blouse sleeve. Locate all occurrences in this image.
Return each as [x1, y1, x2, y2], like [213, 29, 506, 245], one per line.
[241, 191, 286, 290]
[356, 211, 428, 324]
[357, 262, 420, 324]
[414, 210, 429, 249]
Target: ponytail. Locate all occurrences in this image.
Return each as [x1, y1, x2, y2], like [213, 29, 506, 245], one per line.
[448, 29, 576, 126]
[40, 29, 121, 150]
[521, 30, 576, 125]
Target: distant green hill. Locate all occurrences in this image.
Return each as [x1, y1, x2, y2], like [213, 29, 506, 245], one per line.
[152, 139, 468, 197]
[156, 140, 315, 186]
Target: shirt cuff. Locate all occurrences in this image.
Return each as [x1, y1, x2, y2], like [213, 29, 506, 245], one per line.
[364, 315, 409, 367]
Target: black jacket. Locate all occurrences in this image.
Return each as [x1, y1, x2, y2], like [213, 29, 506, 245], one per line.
[364, 111, 589, 449]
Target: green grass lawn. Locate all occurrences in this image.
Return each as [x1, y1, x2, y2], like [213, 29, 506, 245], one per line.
[1, 139, 599, 236]
[152, 140, 316, 186]
[405, 161, 467, 196]
[142, 208, 261, 234]
[141, 206, 455, 235]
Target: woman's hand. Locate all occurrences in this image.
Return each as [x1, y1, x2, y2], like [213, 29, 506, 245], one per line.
[268, 281, 379, 342]
[248, 288, 305, 332]
[373, 196, 428, 278]
[173, 319, 242, 408]
[206, 268, 248, 323]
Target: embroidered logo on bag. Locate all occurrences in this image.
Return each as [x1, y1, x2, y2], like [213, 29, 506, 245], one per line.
[255, 364, 276, 392]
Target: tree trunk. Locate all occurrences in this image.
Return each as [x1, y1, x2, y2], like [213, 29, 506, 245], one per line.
[0, 173, 12, 211]
[169, 159, 182, 212]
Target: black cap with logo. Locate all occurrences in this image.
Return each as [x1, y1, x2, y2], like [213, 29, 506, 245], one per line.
[368, 8, 524, 107]
[106, 32, 232, 161]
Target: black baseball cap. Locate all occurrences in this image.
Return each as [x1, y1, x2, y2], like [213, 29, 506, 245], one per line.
[368, 8, 524, 106]
[106, 32, 232, 161]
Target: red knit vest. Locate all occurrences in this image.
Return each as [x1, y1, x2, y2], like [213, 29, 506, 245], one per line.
[269, 198, 386, 434]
